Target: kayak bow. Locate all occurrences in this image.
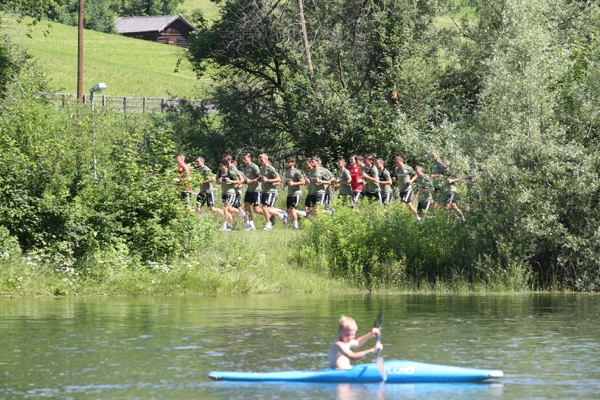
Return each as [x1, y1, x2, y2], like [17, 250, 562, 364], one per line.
[209, 359, 503, 384]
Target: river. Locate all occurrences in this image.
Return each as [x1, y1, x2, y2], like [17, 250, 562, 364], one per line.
[1, 294, 599, 399]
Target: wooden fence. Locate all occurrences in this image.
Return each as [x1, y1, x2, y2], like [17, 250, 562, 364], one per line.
[45, 93, 215, 113]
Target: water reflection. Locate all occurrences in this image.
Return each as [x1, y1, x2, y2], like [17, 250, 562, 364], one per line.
[335, 383, 385, 400]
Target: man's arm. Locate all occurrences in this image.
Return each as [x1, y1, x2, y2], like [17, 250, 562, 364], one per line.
[380, 172, 392, 186]
[263, 167, 281, 185]
[355, 327, 380, 347]
[337, 170, 352, 185]
[227, 171, 243, 185]
[335, 341, 381, 361]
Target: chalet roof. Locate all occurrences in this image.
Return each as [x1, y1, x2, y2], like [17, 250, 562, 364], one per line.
[115, 15, 197, 34]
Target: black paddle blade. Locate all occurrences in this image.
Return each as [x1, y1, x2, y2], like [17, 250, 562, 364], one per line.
[373, 311, 384, 329]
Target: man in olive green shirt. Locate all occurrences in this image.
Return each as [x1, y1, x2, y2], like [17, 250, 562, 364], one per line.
[242, 153, 262, 230]
[304, 157, 326, 214]
[259, 153, 282, 231]
[224, 155, 245, 218]
[376, 158, 393, 205]
[442, 161, 465, 221]
[415, 165, 433, 218]
[335, 158, 352, 206]
[314, 156, 334, 208]
[194, 156, 223, 216]
[393, 156, 420, 219]
[284, 157, 305, 229]
[361, 154, 381, 205]
[217, 158, 242, 231]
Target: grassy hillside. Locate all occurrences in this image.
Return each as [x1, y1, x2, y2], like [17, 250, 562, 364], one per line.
[178, 0, 221, 22]
[6, 18, 208, 98]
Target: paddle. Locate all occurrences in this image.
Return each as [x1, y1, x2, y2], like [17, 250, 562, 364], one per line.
[373, 311, 386, 382]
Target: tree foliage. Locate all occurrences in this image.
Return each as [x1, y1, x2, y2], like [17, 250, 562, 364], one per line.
[46, 0, 116, 33]
[186, 0, 447, 166]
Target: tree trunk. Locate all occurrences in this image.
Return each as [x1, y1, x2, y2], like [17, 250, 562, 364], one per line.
[297, 0, 314, 78]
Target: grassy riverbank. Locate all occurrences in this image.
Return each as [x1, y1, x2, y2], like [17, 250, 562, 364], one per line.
[0, 225, 353, 297]
[1, 203, 538, 298]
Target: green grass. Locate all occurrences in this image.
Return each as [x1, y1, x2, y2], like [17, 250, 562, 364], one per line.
[178, 0, 221, 22]
[0, 227, 351, 297]
[5, 17, 209, 97]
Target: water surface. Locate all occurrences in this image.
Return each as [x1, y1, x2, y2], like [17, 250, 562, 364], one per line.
[1, 294, 599, 399]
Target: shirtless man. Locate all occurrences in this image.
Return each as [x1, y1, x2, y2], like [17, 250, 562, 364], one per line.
[328, 315, 383, 369]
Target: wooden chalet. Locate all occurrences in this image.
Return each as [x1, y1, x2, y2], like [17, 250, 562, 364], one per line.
[114, 15, 198, 48]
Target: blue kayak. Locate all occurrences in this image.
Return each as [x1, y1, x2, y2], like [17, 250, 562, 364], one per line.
[208, 359, 503, 384]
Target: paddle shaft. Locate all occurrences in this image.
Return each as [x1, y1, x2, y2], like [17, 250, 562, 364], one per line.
[373, 312, 386, 382]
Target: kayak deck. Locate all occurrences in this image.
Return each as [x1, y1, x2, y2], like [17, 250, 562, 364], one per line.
[209, 360, 503, 384]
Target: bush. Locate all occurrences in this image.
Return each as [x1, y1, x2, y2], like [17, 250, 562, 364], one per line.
[295, 202, 486, 290]
[0, 226, 21, 260]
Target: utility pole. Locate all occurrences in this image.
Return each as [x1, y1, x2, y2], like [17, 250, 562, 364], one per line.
[77, 0, 84, 102]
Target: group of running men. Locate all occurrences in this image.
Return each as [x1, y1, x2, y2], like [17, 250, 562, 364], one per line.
[175, 151, 467, 231]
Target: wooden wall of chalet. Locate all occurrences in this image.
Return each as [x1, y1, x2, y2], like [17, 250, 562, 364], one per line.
[156, 19, 193, 47]
[122, 20, 194, 48]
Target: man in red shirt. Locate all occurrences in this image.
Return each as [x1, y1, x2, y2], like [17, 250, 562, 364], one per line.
[348, 155, 363, 207]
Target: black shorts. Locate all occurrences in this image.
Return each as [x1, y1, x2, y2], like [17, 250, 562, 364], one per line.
[196, 191, 215, 208]
[445, 192, 457, 205]
[261, 192, 278, 207]
[364, 191, 382, 205]
[418, 200, 433, 213]
[400, 188, 413, 203]
[305, 193, 325, 208]
[222, 193, 236, 207]
[382, 192, 393, 205]
[286, 195, 301, 209]
[244, 191, 261, 207]
[233, 192, 242, 208]
[181, 191, 191, 204]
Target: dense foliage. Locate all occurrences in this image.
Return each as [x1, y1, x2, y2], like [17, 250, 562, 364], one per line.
[0, 37, 213, 271]
[295, 203, 530, 291]
[182, 0, 600, 290]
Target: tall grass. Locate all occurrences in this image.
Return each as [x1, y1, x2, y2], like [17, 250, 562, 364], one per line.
[293, 201, 532, 293]
[0, 225, 350, 297]
[4, 17, 207, 97]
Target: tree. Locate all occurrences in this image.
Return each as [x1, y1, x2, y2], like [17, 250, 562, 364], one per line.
[47, 0, 116, 33]
[452, 0, 600, 290]
[110, 0, 185, 17]
[186, 0, 448, 164]
[0, 0, 58, 20]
